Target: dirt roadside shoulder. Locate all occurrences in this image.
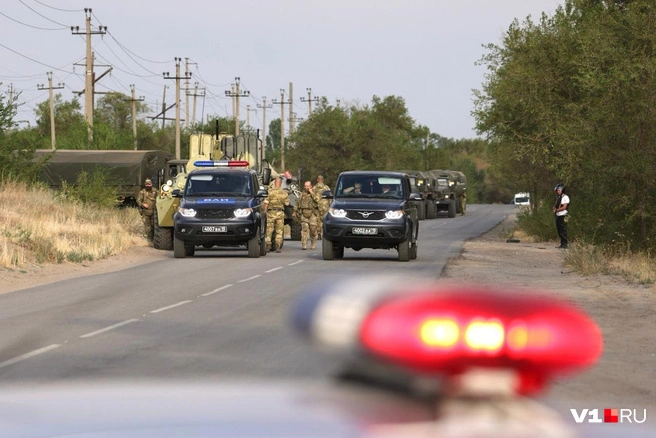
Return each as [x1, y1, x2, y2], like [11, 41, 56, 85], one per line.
[442, 214, 656, 412]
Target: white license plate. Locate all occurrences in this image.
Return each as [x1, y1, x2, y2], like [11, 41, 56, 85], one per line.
[202, 226, 227, 233]
[352, 227, 378, 235]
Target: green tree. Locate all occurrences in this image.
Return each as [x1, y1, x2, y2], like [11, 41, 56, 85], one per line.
[474, 0, 656, 249]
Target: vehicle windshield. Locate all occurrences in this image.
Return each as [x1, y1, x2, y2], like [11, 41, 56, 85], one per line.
[335, 175, 404, 199]
[185, 173, 252, 196]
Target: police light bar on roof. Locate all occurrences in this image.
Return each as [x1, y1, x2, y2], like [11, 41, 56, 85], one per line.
[292, 276, 603, 396]
[193, 160, 250, 167]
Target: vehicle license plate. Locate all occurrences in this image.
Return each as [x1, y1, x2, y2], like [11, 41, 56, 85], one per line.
[202, 226, 227, 233]
[352, 227, 378, 235]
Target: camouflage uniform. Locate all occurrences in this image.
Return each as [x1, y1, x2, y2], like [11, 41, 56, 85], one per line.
[459, 191, 467, 216]
[295, 191, 319, 250]
[312, 181, 330, 239]
[265, 182, 290, 252]
[136, 179, 157, 240]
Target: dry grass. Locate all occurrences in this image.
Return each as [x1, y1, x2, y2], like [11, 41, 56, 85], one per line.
[563, 243, 656, 285]
[0, 180, 148, 269]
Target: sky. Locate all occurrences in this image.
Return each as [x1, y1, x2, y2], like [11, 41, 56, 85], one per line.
[0, 0, 562, 140]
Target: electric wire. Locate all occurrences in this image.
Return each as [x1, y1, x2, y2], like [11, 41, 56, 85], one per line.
[0, 10, 67, 30]
[30, 0, 80, 13]
[19, 0, 70, 27]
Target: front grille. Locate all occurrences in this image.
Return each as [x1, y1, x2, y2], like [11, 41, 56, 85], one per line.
[345, 210, 386, 220]
[196, 209, 233, 219]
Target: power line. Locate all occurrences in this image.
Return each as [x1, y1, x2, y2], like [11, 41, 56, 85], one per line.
[0, 10, 67, 30]
[30, 0, 81, 13]
[19, 0, 69, 27]
[0, 43, 76, 73]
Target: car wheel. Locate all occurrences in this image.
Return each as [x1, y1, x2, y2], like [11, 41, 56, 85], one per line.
[398, 238, 410, 262]
[417, 201, 426, 220]
[410, 241, 418, 260]
[335, 245, 344, 259]
[426, 200, 437, 219]
[153, 209, 173, 250]
[173, 235, 186, 258]
[247, 231, 260, 258]
[322, 235, 334, 260]
[185, 244, 195, 257]
[448, 199, 456, 218]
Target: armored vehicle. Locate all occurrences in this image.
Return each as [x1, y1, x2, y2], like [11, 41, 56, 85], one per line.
[321, 171, 420, 262]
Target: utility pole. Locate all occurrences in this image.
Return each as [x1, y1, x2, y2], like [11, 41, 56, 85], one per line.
[272, 89, 291, 170]
[183, 58, 197, 129]
[125, 84, 145, 150]
[186, 82, 205, 126]
[257, 96, 273, 164]
[246, 105, 258, 132]
[161, 85, 168, 129]
[7, 84, 14, 111]
[290, 112, 304, 132]
[225, 77, 249, 135]
[288, 82, 294, 135]
[163, 57, 191, 159]
[71, 8, 107, 143]
[300, 87, 320, 116]
[37, 72, 64, 150]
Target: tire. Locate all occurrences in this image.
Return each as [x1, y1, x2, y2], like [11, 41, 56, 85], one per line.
[247, 231, 260, 258]
[322, 235, 334, 260]
[259, 220, 267, 256]
[416, 201, 426, 221]
[335, 245, 344, 259]
[456, 200, 462, 215]
[173, 235, 186, 258]
[290, 222, 302, 241]
[153, 209, 173, 250]
[398, 238, 410, 262]
[185, 244, 195, 257]
[448, 199, 456, 218]
[410, 241, 418, 260]
[426, 200, 437, 219]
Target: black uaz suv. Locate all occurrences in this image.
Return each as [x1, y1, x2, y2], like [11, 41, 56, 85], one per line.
[321, 171, 420, 261]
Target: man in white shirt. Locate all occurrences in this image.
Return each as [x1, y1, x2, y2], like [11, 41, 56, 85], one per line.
[552, 184, 570, 249]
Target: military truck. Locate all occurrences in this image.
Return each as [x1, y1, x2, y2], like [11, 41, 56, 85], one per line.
[153, 130, 268, 250]
[32, 149, 175, 206]
[396, 170, 428, 220]
[426, 169, 458, 218]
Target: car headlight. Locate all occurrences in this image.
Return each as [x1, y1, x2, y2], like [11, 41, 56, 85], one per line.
[385, 210, 404, 219]
[162, 184, 170, 193]
[329, 208, 347, 218]
[234, 208, 252, 218]
[178, 207, 197, 217]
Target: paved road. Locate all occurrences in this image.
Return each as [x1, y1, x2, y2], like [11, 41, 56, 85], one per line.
[0, 204, 514, 382]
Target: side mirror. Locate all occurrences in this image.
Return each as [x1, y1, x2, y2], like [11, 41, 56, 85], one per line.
[409, 192, 422, 200]
[171, 188, 183, 198]
[321, 189, 332, 199]
[256, 189, 268, 198]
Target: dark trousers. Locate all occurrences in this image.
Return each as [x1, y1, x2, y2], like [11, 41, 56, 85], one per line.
[556, 215, 568, 247]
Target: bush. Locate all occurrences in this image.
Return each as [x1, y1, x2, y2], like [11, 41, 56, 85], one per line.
[64, 167, 120, 208]
[515, 203, 557, 242]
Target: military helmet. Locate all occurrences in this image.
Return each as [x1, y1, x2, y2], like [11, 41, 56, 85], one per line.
[145, 178, 153, 186]
[554, 183, 564, 191]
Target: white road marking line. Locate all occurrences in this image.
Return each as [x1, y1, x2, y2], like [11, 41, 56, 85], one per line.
[201, 284, 234, 297]
[79, 319, 139, 339]
[0, 344, 62, 369]
[265, 267, 283, 273]
[150, 300, 192, 314]
[288, 260, 304, 266]
[238, 275, 261, 283]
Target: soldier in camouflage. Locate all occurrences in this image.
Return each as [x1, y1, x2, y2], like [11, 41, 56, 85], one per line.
[136, 178, 157, 240]
[312, 175, 330, 239]
[295, 181, 319, 250]
[265, 176, 291, 253]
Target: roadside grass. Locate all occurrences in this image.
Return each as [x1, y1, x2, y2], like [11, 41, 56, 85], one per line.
[515, 208, 656, 285]
[0, 180, 148, 269]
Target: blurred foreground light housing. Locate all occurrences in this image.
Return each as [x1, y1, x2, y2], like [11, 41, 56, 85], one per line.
[193, 160, 250, 167]
[358, 285, 603, 394]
